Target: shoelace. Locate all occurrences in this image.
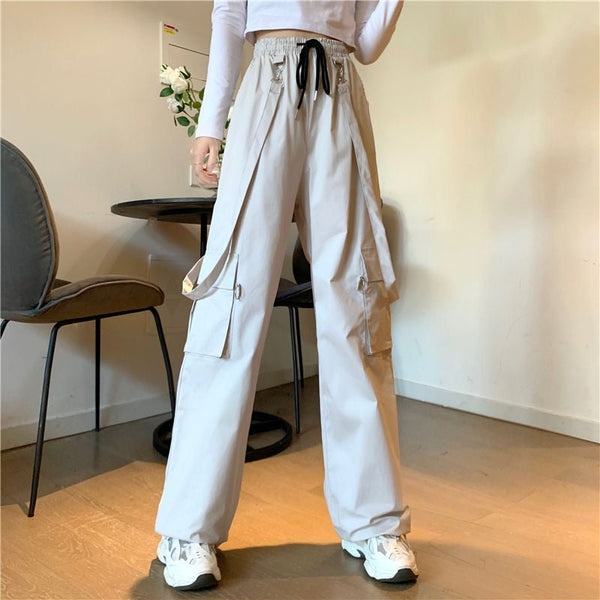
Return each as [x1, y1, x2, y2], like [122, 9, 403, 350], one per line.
[372, 535, 410, 560]
[186, 542, 213, 565]
[170, 538, 213, 564]
[295, 39, 331, 110]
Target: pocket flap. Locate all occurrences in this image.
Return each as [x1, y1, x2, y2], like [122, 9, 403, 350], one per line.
[183, 252, 240, 358]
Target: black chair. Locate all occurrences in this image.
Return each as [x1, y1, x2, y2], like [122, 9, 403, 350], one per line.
[275, 237, 314, 433]
[0, 138, 176, 517]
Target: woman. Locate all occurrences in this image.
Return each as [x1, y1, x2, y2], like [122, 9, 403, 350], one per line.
[155, 0, 418, 591]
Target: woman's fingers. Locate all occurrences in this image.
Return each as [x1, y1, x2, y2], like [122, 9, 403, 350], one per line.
[191, 136, 221, 185]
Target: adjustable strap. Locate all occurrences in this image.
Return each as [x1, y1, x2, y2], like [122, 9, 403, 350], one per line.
[182, 69, 286, 301]
[182, 244, 231, 300]
[337, 83, 400, 304]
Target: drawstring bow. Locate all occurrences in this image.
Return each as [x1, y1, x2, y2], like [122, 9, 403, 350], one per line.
[296, 39, 331, 110]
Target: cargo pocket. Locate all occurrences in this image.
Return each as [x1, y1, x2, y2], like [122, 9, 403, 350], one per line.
[183, 252, 240, 358]
[358, 246, 393, 355]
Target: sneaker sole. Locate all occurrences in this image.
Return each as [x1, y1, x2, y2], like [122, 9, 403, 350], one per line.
[163, 563, 222, 591]
[341, 541, 418, 583]
[167, 572, 220, 591]
[366, 565, 418, 583]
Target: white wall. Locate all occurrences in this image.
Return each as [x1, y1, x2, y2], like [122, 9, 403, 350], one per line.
[0, 1, 317, 450]
[357, 1, 599, 442]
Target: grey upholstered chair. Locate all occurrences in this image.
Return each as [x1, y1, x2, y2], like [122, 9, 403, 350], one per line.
[275, 237, 314, 433]
[0, 138, 175, 517]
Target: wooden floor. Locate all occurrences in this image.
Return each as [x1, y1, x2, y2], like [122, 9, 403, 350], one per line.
[2, 377, 598, 599]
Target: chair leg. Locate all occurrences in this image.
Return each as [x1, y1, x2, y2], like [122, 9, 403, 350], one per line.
[288, 307, 301, 434]
[28, 322, 62, 517]
[95, 318, 101, 432]
[0, 319, 9, 339]
[148, 307, 176, 418]
[293, 307, 305, 388]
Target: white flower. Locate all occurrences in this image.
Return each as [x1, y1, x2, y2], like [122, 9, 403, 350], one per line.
[170, 75, 188, 94]
[166, 96, 183, 113]
[160, 65, 189, 94]
[160, 65, 176, 85]
[167, 68, 188, 94]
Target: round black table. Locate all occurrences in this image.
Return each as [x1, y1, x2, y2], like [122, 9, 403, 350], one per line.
[111, 197, 216, 255]
[110, 197, 292, 462]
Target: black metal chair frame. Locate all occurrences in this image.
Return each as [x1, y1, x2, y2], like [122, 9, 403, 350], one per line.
[275, 236, 314, 434]
[286, 305, 306, 433]
[1, 306, 175, 517]
[1, 138, 178, 517]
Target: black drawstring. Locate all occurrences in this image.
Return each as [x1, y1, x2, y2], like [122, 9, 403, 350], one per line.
[296, 39, 331, 110]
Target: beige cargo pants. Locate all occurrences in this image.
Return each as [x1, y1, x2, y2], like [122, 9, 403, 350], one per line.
[155, 37, 410, 545]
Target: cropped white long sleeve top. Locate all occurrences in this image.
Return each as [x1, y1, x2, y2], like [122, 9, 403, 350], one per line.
[196, 0, 404, 140]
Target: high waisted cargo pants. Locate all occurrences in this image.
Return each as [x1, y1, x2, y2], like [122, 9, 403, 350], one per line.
[155, 37, 411, 545]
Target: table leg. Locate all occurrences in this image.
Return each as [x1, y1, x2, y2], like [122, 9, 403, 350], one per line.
[200, 214, 208, 256]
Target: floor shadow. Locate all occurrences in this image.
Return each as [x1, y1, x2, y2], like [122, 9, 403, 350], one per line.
[0, 413, 168, 512]
[130, 538, 598, 600]
[130, 542, 418, 600]
[0, 376, 324, 514]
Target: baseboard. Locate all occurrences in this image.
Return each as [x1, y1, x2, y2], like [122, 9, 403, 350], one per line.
[395, 378, 600, 443]
[1, 364, 321, 451]
[9, 369, 591, 449]
[0, 394, 171, 451]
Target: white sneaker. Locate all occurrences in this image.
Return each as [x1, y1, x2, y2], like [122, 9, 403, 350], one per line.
[342, 534, 419, 583]
[157, 536, 221, 590]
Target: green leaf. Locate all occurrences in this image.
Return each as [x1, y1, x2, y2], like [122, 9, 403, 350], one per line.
[193, 113, 199, 123]
[192, 101, 201, 110]
[182, 91, 190, 104]
[177, 116, 190, 126]
[175, 93, 183, 101]
[199, 88, 205, 100]
[160, 87, 173, 97]
[187, 125, 196, 137]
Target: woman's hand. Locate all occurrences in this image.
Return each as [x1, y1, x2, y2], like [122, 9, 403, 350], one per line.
[190, 136, 222, 185]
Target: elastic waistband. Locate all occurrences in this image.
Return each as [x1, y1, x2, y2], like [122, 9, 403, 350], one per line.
[254, 36, 349, 59]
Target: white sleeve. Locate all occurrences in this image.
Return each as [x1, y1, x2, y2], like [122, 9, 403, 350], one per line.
[354, 0, 404, 65]
[195, 1, 247, 140]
